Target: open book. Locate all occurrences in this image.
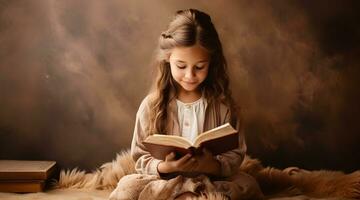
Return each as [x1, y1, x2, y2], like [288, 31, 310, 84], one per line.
[143, 123, 239, 160]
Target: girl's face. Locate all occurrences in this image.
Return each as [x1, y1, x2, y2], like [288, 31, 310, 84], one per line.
[169, 44, 210, 95]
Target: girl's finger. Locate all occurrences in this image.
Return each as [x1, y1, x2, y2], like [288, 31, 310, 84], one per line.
[181, 157, 197, 171]
[177, 153, 192, 165]
[165, 152, 176, 161]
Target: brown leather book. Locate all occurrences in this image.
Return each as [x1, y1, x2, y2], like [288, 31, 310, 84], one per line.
[143, 123, 239, 160]
[0, 160, 56, 180]
[0, 180, 45, 193]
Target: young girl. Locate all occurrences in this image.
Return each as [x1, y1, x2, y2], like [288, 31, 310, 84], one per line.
[110, 9, 263, 200]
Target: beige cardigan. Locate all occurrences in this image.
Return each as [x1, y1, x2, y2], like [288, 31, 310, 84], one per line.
[130, 95, 247, 177]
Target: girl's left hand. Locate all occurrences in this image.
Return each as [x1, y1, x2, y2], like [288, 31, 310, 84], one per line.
[193, 148, 221, 176]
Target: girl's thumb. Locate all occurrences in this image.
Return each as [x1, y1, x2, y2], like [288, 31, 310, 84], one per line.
[165, 152, 176, 161]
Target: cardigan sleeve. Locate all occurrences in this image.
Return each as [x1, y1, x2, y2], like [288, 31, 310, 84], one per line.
[215, 105, 247, 177]
[130, 96, 162, 176]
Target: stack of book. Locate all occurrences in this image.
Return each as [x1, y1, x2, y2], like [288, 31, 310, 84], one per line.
[0, 160, 57, 193]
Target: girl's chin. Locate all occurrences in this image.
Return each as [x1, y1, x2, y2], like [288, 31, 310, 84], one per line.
[175, 81, 201, 93]
[179, 86, 199, 93]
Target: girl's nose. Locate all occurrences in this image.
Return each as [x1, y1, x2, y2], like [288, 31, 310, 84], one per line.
[185, 68, 196, 78]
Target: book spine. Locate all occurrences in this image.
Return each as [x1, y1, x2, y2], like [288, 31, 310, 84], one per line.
[0, 181, 45, 192]
[0, 172, 47, 180]
[0, 164, 57, 181]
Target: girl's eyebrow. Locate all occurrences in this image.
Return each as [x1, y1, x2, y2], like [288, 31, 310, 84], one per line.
[175, 60, 209, 63]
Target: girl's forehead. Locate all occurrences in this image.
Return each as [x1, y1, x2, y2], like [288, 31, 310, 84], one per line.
[169, 45, 210, 62]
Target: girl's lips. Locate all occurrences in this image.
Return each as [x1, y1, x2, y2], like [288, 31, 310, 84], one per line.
[183, 81, 197, 84]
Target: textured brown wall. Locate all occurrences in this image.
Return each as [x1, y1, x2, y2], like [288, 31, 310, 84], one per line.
[0, 0, 359, 172]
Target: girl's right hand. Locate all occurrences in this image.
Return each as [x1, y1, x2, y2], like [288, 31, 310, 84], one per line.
[157, 152, 197, 174]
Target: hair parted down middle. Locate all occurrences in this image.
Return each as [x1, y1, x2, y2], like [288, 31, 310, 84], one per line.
[148, 8, 240, 135]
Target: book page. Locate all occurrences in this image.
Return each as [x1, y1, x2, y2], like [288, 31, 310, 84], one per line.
[193, 123, 237, 147]
[144, 134, 193, 149]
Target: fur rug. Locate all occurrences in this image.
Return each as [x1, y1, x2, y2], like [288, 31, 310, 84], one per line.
[54, 150, 360, 200]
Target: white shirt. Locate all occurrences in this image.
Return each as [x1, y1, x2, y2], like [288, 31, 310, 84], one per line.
[176, 97, 207, 143]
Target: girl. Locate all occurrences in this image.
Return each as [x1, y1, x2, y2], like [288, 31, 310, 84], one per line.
[110, 9, 263, 200]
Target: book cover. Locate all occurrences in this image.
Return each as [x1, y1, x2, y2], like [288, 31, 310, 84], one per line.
[0, 180, 45, 193]
[0, 160, 57, 180]
[143, 123, 239, 160]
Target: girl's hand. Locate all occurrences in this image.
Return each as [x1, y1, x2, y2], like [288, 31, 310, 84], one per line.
[157, 152, 197, 174]
[192, 149, 221, 176]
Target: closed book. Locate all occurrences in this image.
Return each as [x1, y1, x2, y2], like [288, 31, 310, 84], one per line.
[0, 180, 45, 193]
[143, 123, 239, 160]
[0, 160, 56, 180]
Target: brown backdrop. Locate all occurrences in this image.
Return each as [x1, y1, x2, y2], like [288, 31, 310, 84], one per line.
[1, 0, 359, 172]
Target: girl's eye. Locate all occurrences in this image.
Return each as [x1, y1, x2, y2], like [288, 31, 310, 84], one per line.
[195, 66, 205, 70]
[176, 65, 186, 69]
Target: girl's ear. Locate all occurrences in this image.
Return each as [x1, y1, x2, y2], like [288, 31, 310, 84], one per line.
[157, 50, 171, 63]
[165, 53, 171, 63]
[160, 58, 170, 65]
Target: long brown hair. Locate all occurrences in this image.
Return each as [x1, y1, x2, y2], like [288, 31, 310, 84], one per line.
[148, 9, 240, 134]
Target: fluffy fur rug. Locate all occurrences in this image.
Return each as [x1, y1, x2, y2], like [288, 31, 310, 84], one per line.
[54, 150, 360, 200]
